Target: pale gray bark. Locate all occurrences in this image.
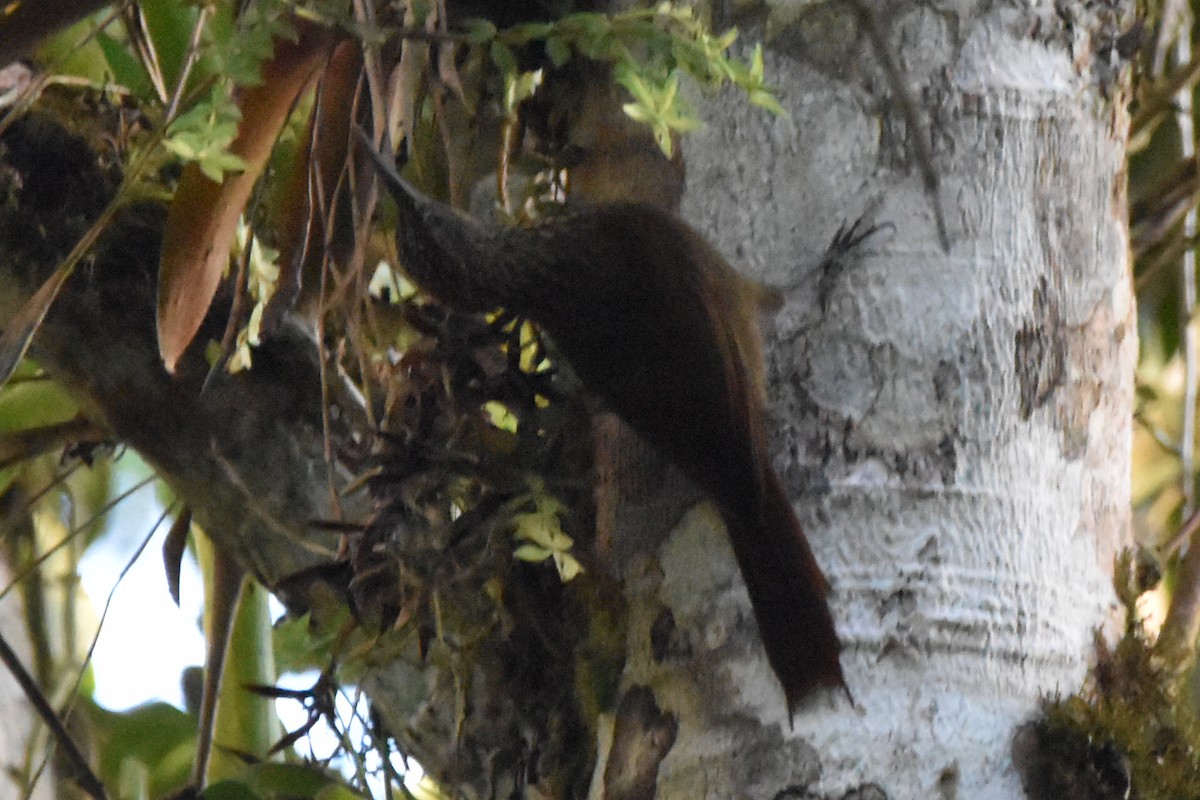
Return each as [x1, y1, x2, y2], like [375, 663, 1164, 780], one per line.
[610, 1, 1135, 796]
[0, 0, 1136, 797]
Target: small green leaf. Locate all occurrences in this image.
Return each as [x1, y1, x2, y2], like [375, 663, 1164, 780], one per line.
[615, 64, 654, 107]
[749, 88, 786, 117]
[655, 128, 674, 157]
[96, 31, 156, 98]
[546, 35, 572, 67]
[510, 488, 583, 582]
[621, 100, 651, 124]
[200, 4, 294, 88]
[749, 42, 765, 82]
[165, 84, 248, 182]
[273, 610, 346, 674]
[567, 12, 614, 59]
[554, 551, 584, 582]
[198, 151, 249, 183]
[505, 69, 544, 112]
[483, 401, 519, 433]
[243, 762, 349, 798]
[514, 544, 554, 562]
[85, 699, 196, 797]
[562, 12, 611, 40]
[139, 0, 202, 89]
[201, 779, 264, 800]
[314, 784, 370, 800]
[490, 40, 518, 76]
[466, 19, 498, 45]
[118, 757, 151, 800]
[661, 72, 679, 108]
[518, 320, 548, 373]
[508, 22, 553, 44]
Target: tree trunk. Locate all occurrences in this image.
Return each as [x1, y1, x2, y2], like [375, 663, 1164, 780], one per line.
[0, 1, 1135, 797]
[605, 2, 1133, 796]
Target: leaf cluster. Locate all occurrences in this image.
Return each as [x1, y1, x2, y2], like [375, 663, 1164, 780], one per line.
[0, 1, 785, 795]
[468, 2, 782, 156]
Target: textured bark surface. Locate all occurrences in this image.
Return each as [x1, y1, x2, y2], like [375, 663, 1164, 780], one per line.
[0, 0, 1136, 796]
[614, 1, 1135, 797]
[0, 113, 351, 603]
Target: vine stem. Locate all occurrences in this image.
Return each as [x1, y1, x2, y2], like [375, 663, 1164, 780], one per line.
[0, 631, 108, 800]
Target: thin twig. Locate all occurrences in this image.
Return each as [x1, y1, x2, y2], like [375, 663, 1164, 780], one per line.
[846, 0, 950, 252]
[202, 218, 257, 392]
[0, 631, 108, 800]
[0, 416, 106, 473]
[1147, 238, 1200, 292]
[0, 473, 158, 604]
[1165, 506, 1200, 556]
[1132, 46, 1200, 137]
[120, 3, 169, 104]
[27, 499, 175, 798]
[1176, 17, 1198, 517]
[390, 26, 470, 44]
[13, 463, 83, 518]
[164, 4, 212, 121]
[0, 1, 131, 138]
[1156, 6, 1200, 672]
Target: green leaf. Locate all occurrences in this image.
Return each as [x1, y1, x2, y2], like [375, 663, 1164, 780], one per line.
[514, 543, 554, 562]
[86, 699, 197, 798]
[615, 64, 654, 107]
[504, 69, 543, 113]
[483, 400, 519, 433]
[118, 758, 151, 800]
[545, 35, 572, 67]
[201, 780, 264, 800]
[95, 31, 156, 98]
[567, 12, 614, 59]
[661, 72, 678, 108]
[0, 378, 79, 433]
[507, 22, 553, 44]
[139, 0, 202, 89]
[510, 488, 583, 582]
[554, 551, 584, 581]
[621, 100, 650, 123]
[243, 762, 349, 798]
[749, 42, 765, 82]
[749, 88, 786, 117]
[315, 784, 371, 800]
[562, 12, 611, 40]
[165, 84, 247, 181]
[273, 609, 347, 674]
[200, 4, 294, 88]
[33, 16, 112, 85]
[466, 19, 498, 45]
[490, 40, 518, 76]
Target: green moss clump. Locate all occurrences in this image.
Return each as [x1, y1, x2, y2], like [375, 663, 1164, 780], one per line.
[1014, 552, 1200, 800]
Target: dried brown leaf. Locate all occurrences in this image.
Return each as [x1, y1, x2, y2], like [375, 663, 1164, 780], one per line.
[267, 39, 362, 327]
[162, 506, 193, 606]
[157, 20, 337, 372]
[0, 260, 75, 387]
